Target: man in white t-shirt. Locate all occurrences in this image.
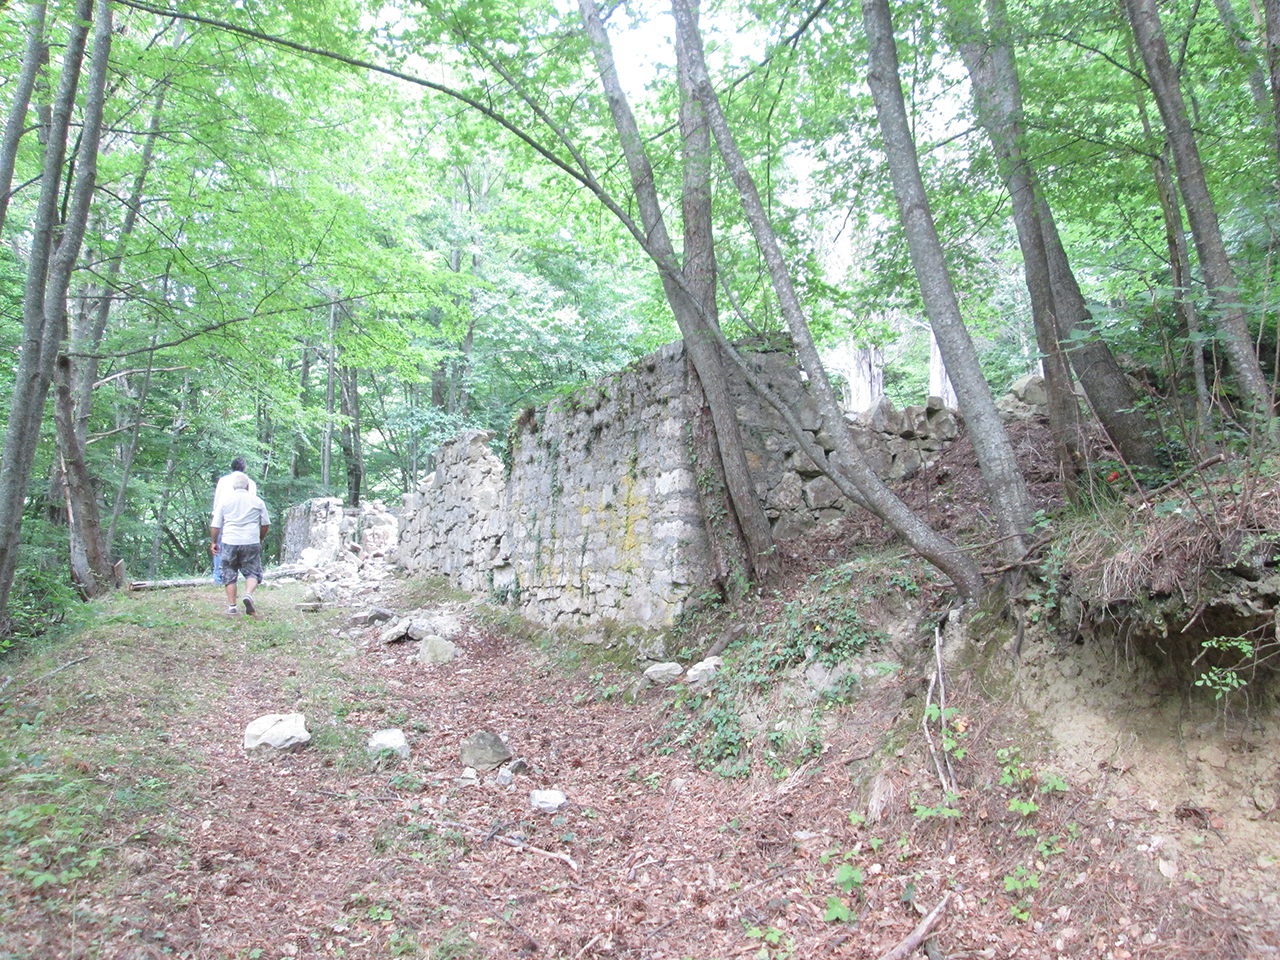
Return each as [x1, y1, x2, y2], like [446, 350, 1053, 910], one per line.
[211, 457, 257, 583]
[211, 472, 270, 616]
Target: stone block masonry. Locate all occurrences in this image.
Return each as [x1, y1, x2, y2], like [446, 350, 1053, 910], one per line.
[384, 340, 966, 630]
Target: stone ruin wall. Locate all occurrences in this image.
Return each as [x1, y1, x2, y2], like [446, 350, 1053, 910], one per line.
[279, 349, 1052, 630]
[387, 341, 965, 630]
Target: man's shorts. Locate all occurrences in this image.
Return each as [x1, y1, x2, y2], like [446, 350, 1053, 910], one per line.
[219, 543, 263, 585]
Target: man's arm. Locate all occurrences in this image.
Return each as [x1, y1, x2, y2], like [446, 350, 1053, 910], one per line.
[259, 523, 270, 544]
[210, 525, 221, 555]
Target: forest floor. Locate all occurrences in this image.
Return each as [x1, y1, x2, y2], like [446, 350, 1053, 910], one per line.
[0, 563, 1277, 960]
[1, 422, 1279, 959]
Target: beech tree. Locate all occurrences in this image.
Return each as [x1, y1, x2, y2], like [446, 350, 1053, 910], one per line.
[0, 0, 109, 619]
[948, 0, 1161, 477]
[860, 0, 1032, 559]
[1123, 0, 1271, 418]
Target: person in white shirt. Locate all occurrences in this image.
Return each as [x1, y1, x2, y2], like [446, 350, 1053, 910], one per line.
[211, 457, 257, 583]
[210, 472, 270, 616]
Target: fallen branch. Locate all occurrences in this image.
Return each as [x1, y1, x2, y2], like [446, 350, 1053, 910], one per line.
[429, 816, 579, 872]
[129, 568, 288, 591]
[875, 892, 951, 960]
[14, 655, 93, 692]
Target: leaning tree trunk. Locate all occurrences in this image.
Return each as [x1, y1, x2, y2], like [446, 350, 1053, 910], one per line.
[1124, 0, 1272, 417]
[671, 0, 985, 598]
[953, 5, 1083, 496]
[580, 0, 778, 583]
[0, 1, 47, 234]
[0, 0, 103, 622]
[950, 0, 1160, 474]
[860, 0, 1032, 559]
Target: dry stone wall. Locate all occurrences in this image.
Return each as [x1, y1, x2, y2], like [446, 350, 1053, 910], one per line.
[388, 341, 964, 630]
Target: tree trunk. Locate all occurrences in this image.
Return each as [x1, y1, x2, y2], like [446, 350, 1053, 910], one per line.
[0, 2, 47, 234]
[322, 302, 337, 489]
[671, 0, 984, 598]
[148, 378, 191, 578]
[54, 359, 111, 596]
[1265, 0, 1280, 173]
[0, 0, 104, 622]
[952, 3, 1083, 496]
[105, 344, 156, 554]
[1124, 0, 1272, 416]
[50, 1, 115, 598]
[860, 0, 1032, 559]
[339, 365, 363, 506]
[1209, 0, 1271, 113]
[679, 0, 753, 599]
[579, 0, 778, 583]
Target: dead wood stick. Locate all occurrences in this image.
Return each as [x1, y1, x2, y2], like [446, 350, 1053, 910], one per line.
[15, 655, 92, 692]
[128, 568, 288, 591]
[429, 816, 579, 872]
[875, 892, 951, 960]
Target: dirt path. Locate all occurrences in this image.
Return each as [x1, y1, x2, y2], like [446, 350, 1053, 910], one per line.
[0, 574, 1276, 960]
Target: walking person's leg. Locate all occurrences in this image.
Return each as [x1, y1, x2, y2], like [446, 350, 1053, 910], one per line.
[241, 544, 263, 616]
[221, 545, 240, 614]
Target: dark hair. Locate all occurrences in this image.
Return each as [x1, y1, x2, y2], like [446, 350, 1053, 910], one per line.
[231, 456, 247, 472]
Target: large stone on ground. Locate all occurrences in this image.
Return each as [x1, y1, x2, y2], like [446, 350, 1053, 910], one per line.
[418, 635, 460, 664]
[367, 728, 410, 759]
[243, 713, 310, 752]
[644, 662, 684, 685]
[460, 730, 512, 770]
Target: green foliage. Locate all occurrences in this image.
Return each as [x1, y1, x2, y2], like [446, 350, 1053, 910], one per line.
[1193, 634, 1264, 700]
[1003, 866, 1040, 922]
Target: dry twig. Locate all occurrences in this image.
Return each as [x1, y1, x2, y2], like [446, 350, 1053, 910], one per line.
[875, 892, 951, 960]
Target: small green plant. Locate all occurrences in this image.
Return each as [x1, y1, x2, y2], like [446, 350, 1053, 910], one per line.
[1007, 797, 1040, 817]
[996, 747, 1032, 786]
[1039, 773, 1069, 794]
[744, 924, 796, 959]
[1003, 866, 1040, 922]
[912, 791, 962, 820]
[924, 703, 967, 760]
[387, 927, 419, 956]
[1036, 835, 1066, 858]
[1193, 634, 1262, 699]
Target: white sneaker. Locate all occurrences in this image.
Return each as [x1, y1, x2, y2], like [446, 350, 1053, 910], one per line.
[226, 605, 239, 616]
[243, 595, 256, 616]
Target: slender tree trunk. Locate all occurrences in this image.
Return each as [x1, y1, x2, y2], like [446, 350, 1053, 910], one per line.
[1154, 147, 1215, 451]
[679, 0, 753, 599]
[293, 344, 311, 479]
[49, 1, 115, 598]
[148, 378, 190, 578]
[860, 0, 1031, 559]
[1265, 0, 1280, 171]
[0, 2, 47, 234]
[580, 0, 778, 583]
[951, 0, 1160, 472]
[322, 302, 337, 489]
[0, 0, 103, 622]
[338, 366, 362, 507]
[671, 0, 985, 598]
[105, 345, 156, 554]
[1124, 0, 1272, 416]
[1210, 0, 1271, 112]
[952, 3, 1083, 496]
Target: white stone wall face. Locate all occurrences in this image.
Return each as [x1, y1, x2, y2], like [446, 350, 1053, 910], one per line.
[289, 341, 967, 629]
